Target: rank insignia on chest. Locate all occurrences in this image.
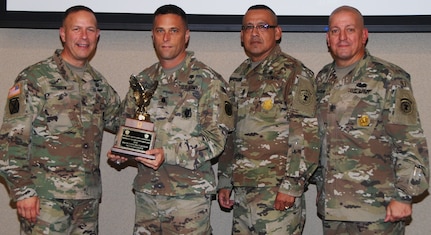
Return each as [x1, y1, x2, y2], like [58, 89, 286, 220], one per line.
[262, 99, 273, 111]
[182, 108, 192, 118]
[357, 114, 370, 127]
[225, 101, 233, 116]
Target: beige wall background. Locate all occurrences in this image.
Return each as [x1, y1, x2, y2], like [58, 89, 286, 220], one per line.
[0, 28, 430, 234]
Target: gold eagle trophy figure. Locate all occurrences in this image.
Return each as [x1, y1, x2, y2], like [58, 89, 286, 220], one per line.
[111, 75, 158, 159]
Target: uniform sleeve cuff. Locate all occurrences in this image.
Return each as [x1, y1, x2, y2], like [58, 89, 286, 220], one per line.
[217, 177, 233, 190]
[393, 188, 413, 203]
[278, 177, 304, 197]
[13, 187, 37, 202]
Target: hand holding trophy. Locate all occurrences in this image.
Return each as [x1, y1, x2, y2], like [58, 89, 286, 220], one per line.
[111, 75, 158, 159]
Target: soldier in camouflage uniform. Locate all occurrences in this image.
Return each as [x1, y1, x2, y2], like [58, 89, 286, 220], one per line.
[107, 5, 234, 235]
[314, 5, 429, 234]
[0, 5, 120, 235]
[217, 5, 320, 235]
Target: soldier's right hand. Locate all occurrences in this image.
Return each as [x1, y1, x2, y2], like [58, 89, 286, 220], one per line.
[17, 196, 40, 223]
[218, 189, 234, 209]
[107, 150, 128, 165]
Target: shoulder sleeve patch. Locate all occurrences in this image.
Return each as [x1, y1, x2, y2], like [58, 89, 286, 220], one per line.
[290, 76, 317, 117]
[390, 88, 418, 125]
[218, 94, 235, 131]
[8, 83, 21, 98]
[5, 82, 27, 119]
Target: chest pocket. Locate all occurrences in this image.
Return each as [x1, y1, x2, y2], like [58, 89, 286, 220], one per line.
[44, 84, 80, 135]
[149, 83, 200, 143]
[237, 80, 285, 122]
[254, 83, 285, 121]
[175, 91, 199, 130]
[333, 90, 382, 140]
[234, 84, 249, 119]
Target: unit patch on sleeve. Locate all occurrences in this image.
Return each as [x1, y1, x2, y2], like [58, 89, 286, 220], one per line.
[8, 97, 20, 114]
[5, 82, 26, 118]
[390, 88, 417, 125]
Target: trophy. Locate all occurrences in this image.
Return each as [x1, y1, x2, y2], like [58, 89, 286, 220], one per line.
[111, 75, 158, 159]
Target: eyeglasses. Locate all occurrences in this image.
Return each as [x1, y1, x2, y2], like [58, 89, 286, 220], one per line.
[242, 24, 277, 32]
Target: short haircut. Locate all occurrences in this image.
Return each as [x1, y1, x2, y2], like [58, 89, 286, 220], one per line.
[246, 4, 278, 25]
[153, 4, 188, 29]
[329, 5, 364, 27]
[63, 5, 96, 27]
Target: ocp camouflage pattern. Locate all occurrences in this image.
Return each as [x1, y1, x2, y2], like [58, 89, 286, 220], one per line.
[121, 51, 234, 196]
[218, 45, 320, 197]
[315, 50, 429, 221]
[0, 49, 121, 201]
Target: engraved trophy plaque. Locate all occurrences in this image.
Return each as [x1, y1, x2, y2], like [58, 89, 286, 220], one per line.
[111, 75, 158, 159]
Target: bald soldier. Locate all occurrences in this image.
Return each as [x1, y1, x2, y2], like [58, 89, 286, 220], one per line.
[314, 5, 429, 234]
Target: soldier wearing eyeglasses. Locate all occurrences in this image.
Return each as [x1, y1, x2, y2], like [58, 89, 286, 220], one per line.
[217, 4, 320, 235]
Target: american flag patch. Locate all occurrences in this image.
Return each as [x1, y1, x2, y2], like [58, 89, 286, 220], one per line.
[8, 84, 21, 98]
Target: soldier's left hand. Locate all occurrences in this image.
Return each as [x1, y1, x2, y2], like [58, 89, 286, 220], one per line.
[17, 196, 40, 223]
[135, 148, 165, 170]
[384, 200, 412, 222]
[274, 192, 295, 211]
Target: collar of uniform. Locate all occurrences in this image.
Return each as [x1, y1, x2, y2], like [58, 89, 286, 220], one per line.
[154, 51, 196, 85]
[53, 49, 100, 83]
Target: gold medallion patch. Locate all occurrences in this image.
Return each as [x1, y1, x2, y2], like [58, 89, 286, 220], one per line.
[357, 114, 370, 127]
[262, 99, 273, 110]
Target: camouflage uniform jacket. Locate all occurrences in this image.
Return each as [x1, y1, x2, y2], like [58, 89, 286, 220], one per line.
[0, 49, 121, 202]
[217, 45, 320, 197]
[315, 50, 429, 221]
[121, 51, 234, 196]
